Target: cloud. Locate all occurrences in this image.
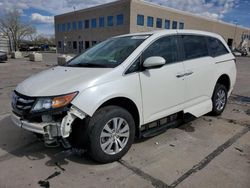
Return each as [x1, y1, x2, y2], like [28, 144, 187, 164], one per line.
[0, 0, 116, 16]
[31, 13, 54, 24]
[0, 0, 238, 19]
[146, 0, 239, 20]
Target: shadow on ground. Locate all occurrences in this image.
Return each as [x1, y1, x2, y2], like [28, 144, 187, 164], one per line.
[0, 115, 99, 168]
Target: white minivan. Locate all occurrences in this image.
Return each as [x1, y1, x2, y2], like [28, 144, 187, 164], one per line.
[11, 30, 236, 163]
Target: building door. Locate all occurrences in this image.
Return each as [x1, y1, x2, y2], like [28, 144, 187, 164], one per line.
[227, 39, 233, 49]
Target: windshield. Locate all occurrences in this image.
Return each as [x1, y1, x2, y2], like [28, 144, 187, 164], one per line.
[66, 35, 149, 68]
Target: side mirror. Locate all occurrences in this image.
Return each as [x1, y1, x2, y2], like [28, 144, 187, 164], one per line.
[143, 56, 166, 69]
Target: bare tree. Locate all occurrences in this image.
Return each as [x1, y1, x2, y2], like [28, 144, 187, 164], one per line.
[32, 34, 55, 46]
[0, 9, 36, 51]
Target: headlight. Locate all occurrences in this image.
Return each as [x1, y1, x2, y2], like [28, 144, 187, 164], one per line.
[31, 92, 78, 112]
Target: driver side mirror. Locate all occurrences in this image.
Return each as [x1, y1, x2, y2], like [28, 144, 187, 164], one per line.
[143, 56, 166, 69]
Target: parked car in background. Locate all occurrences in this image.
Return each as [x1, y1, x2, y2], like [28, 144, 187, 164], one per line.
[11, 30, 236, 163]
[232, 48, 248, 57]
[0, 51, 7, 62]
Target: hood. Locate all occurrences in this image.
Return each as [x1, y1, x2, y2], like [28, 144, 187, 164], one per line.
[16, 66, 112, 97]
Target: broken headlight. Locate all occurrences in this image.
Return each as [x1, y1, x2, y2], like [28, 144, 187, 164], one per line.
[31, 92, 78, 112]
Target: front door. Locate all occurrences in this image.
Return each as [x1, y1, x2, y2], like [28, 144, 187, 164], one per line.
[139, 35, 186, 123]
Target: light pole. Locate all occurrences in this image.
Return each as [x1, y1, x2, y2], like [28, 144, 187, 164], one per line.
[233, 20, 238, 49]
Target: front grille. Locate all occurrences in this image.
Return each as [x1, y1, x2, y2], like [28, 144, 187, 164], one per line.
[12, 91, 36, 117]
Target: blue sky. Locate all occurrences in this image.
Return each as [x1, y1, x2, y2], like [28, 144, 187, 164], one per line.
[0, 0, 249, 36]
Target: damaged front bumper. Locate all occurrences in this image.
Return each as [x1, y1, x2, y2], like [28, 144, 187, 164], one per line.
[11, 105, 86, 144]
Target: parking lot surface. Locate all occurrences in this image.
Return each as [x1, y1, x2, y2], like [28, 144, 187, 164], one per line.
[0, 54, 249, 188]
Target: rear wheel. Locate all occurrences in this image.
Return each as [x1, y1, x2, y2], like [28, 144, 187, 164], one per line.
[211, 83, 228, 116]
[88, 106, 135, 163]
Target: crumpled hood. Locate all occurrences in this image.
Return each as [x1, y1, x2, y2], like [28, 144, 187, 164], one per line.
[16, 66, 112, 97]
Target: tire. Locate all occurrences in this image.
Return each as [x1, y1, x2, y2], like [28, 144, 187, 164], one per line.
[211, 83, 228, 116]
[69, 118, 90, 149]
[88, 105, 135, 163]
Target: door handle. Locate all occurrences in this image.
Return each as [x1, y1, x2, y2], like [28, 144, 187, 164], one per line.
[176, 73, 186, 78]
[185, 71, 194, 76]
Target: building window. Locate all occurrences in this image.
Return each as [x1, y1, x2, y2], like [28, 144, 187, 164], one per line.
[58, 41, 62, 48]
[172, 21, 177, 29]
[85, 20, 89, 29]
[62, 23, 66, 32]
[117, 14, 124, 25]
[137, 14, 144, 26]
[62, 24, 65, 32]
[67, 22, 71, 31]
[165, 19, 170, 29]
[57, 24, 60, 32]
[156, 18, 162, 28]
[92, 41, 97, 46]
[99, 16, 105, 27]
[73, 41, 77, 50]
[147, 16, 154, 27]
[67, 41, 72, 49]
[78, 21, 83, 30]
[108, 16, 113, 26]
[179, 22, 184, 29]
[91, 18, 97, 28]
[72, 22, 77, 30]
[85, 41, 90, 49]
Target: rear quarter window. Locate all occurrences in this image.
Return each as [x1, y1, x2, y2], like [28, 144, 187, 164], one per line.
[182, 35, 209, 60]
[207, 37, 229, 57]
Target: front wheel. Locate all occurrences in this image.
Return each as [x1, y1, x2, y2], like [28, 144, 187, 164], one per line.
[211, 83, 228, 116]
[88, 106, 135, 163]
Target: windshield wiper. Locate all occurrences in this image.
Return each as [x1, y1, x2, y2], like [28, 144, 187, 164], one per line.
[68, 63, 110, 68]
[80, 63, 110, 68]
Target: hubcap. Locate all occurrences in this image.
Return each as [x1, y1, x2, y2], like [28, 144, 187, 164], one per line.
[100, 117, 130, 155]
[215, 89, 226, 111]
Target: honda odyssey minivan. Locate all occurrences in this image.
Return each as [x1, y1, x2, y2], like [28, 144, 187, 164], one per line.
[11, 30, 236, 163]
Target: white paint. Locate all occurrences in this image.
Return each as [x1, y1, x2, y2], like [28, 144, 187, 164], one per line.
[14, 30, 237, 131]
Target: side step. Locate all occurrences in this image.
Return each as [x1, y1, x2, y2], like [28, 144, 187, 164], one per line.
[140, 112, 183, 138]
[140, 120, 181, 138]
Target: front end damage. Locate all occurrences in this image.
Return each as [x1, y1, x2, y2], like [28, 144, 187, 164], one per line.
[11, 91, 87, 147]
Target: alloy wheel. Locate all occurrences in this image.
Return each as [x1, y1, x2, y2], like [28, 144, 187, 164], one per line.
[215, 89, 226, 111]
[100, 117, 130, 155]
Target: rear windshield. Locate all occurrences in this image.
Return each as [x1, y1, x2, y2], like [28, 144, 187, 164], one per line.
[66, 35, 149, 68]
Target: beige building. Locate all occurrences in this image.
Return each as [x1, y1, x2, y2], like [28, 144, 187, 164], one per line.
[54, 0, 250, 54]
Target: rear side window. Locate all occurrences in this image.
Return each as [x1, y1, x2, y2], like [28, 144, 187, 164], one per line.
[182, 35, 209, 60]
[143, 35, 179, 64]
[207, 37, 229, 57]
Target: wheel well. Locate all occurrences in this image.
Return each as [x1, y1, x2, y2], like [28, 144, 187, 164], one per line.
[99, 97, 140, 137]
[217, 74, 230, 92]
